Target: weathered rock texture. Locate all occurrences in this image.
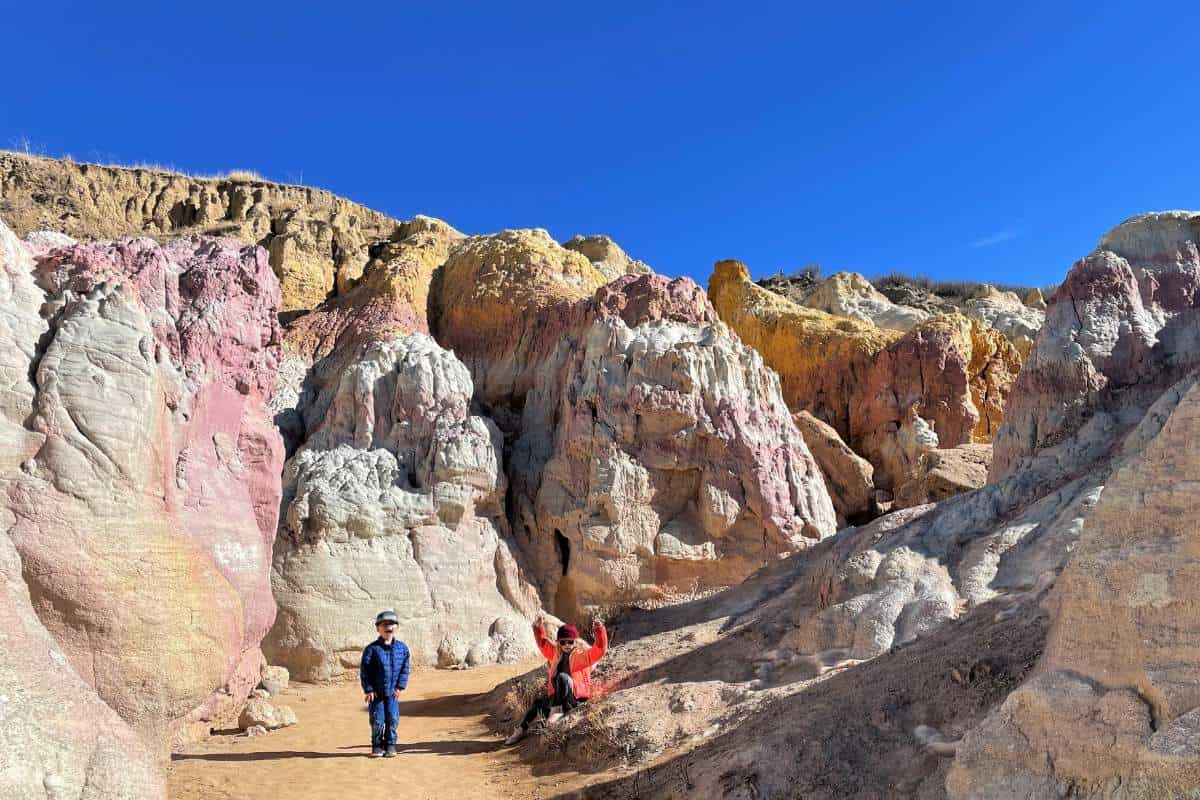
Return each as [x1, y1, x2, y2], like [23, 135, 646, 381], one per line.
[708, 260, 1021, 489]
[0, 152, 404, 313]
[264, 333, 541, 680]
[949, 379, 1200, 799]
[793, 410, 876, 524]
[1, 535, 166, 799]
[961, 284, 1044, 354]
[993, 211, 1200, 482]
[432, 249, 837, 619]
[0, 219, 283, 760]
[945, 211, 1200, 799]
[433, 228, 610, 403]
[893, 443, 991, 510]
[563, 234, 652, 280]
[803, 270, 931, 331]
[490, 212, 1200, 800]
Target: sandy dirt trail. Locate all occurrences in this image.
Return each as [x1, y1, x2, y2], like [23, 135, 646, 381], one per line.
[168, 662, 602, 800]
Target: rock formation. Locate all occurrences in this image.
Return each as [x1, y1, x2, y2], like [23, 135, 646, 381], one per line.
[960, 284, 1044, 354]
[893, 443, 991, 510]
[434, 249, 841, 619]
[263, 333, 541, 679]
[803, 270, 931, 331]
[490, 211, 1200, 800]
[944, 210, 1200, 798]
[793, 410, 876, 524]
[1, 535, 166, 799]
[433, 228, 611, 403]
[0, 215, 284, 797]
[514, 279, 838, 619]
[563, 234, 653, 280]
[0, 151, 404, 313]
[708, 260, 1021, 489]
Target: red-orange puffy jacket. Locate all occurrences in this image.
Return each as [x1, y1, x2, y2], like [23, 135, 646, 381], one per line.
[533, 620, 608, 699]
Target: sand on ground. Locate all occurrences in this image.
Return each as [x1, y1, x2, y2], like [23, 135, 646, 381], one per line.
[168, 662, 608, 800]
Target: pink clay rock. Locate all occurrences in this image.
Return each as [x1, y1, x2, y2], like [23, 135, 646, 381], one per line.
[1, 220, 284, 760]
[438, 266, 839, 618]
[992, 211, 1200, 481]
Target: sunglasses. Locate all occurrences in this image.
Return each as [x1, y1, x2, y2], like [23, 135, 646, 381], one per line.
[380, 623, 397, 629]
[558, 639, 576, 645]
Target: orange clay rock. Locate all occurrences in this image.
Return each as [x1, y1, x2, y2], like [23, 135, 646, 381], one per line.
[709, 260, 1022, 489]
[432, 228, 610, 403]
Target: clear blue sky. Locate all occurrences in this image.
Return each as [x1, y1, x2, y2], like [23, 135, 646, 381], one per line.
[3, 2, 1197, 288]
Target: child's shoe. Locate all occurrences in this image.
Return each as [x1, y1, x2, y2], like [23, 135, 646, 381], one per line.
[503, 727, 526, 745]
[384, 746, 397, 758]
[370, 747, 384, 758]
[546, 705, 565, 724]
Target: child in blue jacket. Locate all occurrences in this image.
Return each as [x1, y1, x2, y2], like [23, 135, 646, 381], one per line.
[360, 609, 411, 758]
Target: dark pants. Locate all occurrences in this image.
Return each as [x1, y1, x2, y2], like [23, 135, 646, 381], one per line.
[521, 672, 585, 729]
[368, 695, 400, 749]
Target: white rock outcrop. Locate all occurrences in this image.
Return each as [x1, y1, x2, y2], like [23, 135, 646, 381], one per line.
[264, 334, 541, 679]
[803, 271, 931, 332]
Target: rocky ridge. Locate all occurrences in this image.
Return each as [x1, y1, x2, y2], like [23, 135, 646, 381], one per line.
[1, 151, 402, 313]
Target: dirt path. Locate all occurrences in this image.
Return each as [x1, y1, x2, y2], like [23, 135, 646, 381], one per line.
[168, 662, 598, 800]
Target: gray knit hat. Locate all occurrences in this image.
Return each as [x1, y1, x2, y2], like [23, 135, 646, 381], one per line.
[375, 609, 399, 625]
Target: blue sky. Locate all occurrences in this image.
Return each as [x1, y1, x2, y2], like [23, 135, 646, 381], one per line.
[3, 1, 1197, 288]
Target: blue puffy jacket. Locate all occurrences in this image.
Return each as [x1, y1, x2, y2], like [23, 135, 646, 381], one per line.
[360, 638, 411, 695]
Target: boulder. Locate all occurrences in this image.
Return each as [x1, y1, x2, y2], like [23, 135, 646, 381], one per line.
[1022, 287, 1047, 309]
[259, 665, 290, 696]
[2, 223, 284, 753]
[263, 333, 541, 680]
[792, 411, 875, 524]
[563, 234, 652, 280]
[803, 271, 930, 331]
[893, 443, 991, 510]
[238, 698, 298, 731]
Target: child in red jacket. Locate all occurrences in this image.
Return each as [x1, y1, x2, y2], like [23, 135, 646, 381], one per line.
[504, 617, 608, 745]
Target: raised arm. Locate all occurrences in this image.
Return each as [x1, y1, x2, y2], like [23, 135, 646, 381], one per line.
[578, 621, 608, 669]
[533, 618, 557, 661]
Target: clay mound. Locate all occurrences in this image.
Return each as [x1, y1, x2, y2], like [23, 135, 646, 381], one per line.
[433, 228, 610, 403]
